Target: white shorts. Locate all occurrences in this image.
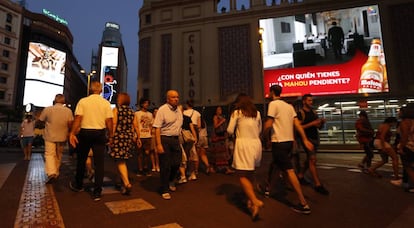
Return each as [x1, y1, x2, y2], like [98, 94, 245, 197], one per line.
[373, 139, 392, 150]
[197, 135, 209, 149]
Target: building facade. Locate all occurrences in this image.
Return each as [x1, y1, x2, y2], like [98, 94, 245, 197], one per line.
[0, 0, 22, 109]
[0, 1, 87, 134]
[19, 9, 86, 110]
[137, 0, 414, 145]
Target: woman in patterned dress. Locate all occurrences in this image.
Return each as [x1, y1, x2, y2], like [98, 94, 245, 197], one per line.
[109, 92, 141, 195]
[212, 106, 234, 174]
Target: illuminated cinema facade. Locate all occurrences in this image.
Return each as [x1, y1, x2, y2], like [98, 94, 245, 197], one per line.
[138, 0, 414, 145]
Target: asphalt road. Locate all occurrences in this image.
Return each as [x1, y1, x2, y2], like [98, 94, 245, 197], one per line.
[0, 147, 412, 228]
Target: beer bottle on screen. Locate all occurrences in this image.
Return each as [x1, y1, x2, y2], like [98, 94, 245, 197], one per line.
[380, 50, 389, 92]
[358, 39, 383, 93]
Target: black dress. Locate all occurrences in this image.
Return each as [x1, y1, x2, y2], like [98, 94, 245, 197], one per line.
[109, 105, 135, 160]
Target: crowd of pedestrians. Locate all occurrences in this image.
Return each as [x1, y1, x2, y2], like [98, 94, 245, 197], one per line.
[16, 82, 414, 221]
[357, 106, 414, 192]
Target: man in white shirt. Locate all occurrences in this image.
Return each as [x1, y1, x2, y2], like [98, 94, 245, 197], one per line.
[69, 81, 113, 201]
[263, 84, 313, 214]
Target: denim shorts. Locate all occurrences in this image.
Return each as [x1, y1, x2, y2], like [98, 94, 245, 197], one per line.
[21, 136, 34, 147]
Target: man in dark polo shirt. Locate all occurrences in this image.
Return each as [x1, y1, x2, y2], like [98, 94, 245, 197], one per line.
[153, 90, 183, 200]
[69, 81, 113, 201]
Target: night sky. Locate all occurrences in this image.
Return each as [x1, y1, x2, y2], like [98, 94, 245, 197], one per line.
[25, 0, 143, 105]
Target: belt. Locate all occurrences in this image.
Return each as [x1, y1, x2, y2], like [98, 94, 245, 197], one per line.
[161, 135, 179, 139]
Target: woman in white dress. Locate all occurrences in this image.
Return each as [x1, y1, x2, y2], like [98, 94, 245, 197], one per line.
[227, 94, 263, 220]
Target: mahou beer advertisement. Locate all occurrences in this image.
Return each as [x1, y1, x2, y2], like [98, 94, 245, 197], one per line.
[260, 5, 388, 97]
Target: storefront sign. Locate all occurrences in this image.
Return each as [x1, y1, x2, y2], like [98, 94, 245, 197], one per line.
[42, 9, 68, 25]
[183, 31, 200, 101]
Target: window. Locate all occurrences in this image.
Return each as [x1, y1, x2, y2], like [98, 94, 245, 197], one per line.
[1, 63, 8, 71]
[0, 90, 4, 100]
[4, 37, 11, 45]
[0, 76, 7, 84]
[281, 22, 291, 33]
[5, 25, 12, 32]
[145, 14, 151, 24]
[6, 14, 12, 23]
[2, 50, 10, 58]
[143, 88, 149, 99]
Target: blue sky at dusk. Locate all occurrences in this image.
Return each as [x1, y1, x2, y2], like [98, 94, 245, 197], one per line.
[25, 0, 144, 105]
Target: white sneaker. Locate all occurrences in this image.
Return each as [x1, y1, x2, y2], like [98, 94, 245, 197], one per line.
[178, 176, 187, 184]
[162, 193, 171, 200]
[188, 173, 197, 181]
[390, 179, 403, 187]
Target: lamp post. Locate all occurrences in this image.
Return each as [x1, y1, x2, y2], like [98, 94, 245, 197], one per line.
[80, 69, 96, 96]
[258, 27, 266, 115]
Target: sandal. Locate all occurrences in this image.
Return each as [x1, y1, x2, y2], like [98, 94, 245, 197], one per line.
[121, 184, 132, 195]
[225, 168, 235, 175]
[367, 169, 382, 178]
[250, 200, 264, 221]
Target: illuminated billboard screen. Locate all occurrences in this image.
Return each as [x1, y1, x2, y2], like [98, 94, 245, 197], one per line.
[260, 5, 388, 97]
[23, 42, 66, 107]
[100, 46, 119, 104]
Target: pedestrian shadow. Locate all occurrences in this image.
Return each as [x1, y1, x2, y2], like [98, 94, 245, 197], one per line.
[139, 176, 161, 193]
[215, 183, 252, 217]
[256, 177, 303, 209]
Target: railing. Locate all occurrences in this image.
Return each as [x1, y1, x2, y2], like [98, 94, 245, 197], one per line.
[319, 129, 358, 144]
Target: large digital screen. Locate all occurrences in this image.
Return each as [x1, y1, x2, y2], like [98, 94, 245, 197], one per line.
[260, 5, 388, 97]
[100, 46, 118, 104]
[23, 42, 66, 107]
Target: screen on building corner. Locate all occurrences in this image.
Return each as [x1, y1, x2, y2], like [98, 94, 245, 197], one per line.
[23, 42, 66, 107]
[100, 46, 119, 104]
[260, 5, 388, 97]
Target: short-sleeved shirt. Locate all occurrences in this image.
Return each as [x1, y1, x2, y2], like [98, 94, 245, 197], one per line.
[183, 109, 201, 127]
[75, 94, 113, 129]
[39, 103, 73, 142]
[135, 110, 153, 138]
[297, 109, 319, 140]
[152, 103, 183, 136]
[21, 119, 35, 137]
[267, 99, 297, 142]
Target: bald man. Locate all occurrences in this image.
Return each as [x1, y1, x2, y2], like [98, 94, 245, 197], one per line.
[153, 90, 183, 200]
[38, 94, 73, 184]
[69, 81, 113, 201]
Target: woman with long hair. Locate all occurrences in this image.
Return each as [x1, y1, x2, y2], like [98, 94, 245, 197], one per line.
[20, 113, 35, 160]
[212, 106, 234, 174]
[227, 93, 263, 220]
[109, 92, 141, 195]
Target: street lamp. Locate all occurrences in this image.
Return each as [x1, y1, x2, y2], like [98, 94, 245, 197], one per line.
[80, 69, 96, 96]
